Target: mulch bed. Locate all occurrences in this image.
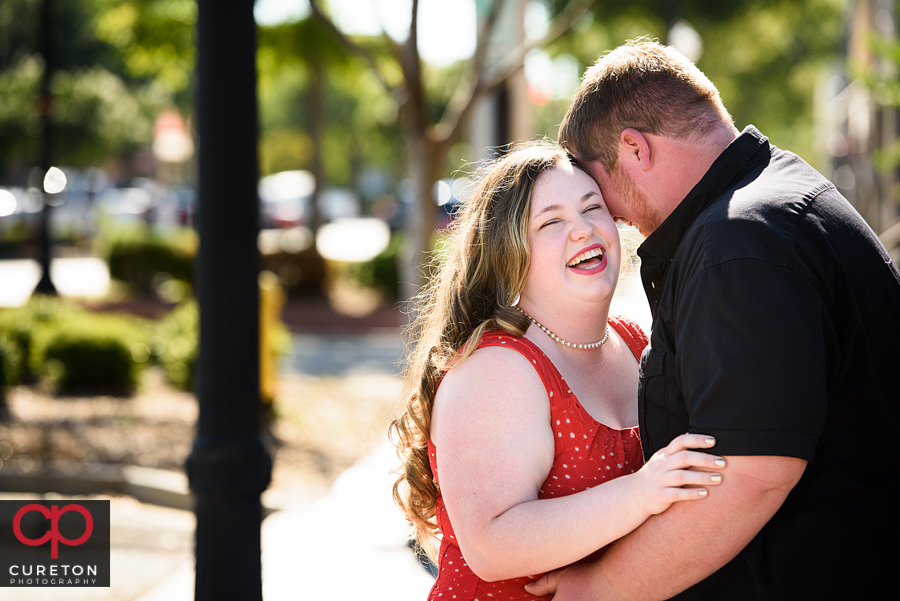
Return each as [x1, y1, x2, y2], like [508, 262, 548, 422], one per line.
[0, 367, 403, 501]
[0, 292, 407, 502]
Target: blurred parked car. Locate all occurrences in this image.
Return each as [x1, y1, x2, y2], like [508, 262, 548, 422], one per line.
[258, 170, 361, 229]
[258, 170, 315, 229]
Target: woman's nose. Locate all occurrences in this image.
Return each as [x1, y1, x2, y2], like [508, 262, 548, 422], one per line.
[570, 215, 592, 239]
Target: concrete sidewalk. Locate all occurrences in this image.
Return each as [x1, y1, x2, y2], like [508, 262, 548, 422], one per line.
[128, 441, 436, 601]
[0, 257, 650, 600]
[262, 442, 435, 600]
[1, 325, 426, 601]
[1, 439, 434, 601]
[0, 258, 110, 307]
[121, 440, 435, 601]
[0, 256, 430, 600]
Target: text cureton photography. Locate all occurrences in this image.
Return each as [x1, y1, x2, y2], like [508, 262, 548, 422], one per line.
[0, 500, 110, 588]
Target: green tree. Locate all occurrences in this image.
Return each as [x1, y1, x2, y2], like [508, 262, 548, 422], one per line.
[257, 13, 404, 230]
[542, 0, 845, 168]
[308, 0, 595, 298]
[303, 0, 844, 299]
[0, 0, 182, 180]
[93, 0, 196, 111]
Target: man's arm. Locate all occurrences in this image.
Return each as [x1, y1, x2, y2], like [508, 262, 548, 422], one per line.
[527, 454, 806, 600]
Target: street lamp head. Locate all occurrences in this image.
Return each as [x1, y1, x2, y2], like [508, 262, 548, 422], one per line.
[43, 166, 67, 195]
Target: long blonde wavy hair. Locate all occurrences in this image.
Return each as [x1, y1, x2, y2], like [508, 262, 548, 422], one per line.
[390, 141, 572, 560]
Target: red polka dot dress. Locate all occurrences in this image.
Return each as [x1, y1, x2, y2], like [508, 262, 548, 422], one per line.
[426, 316, 648, 600]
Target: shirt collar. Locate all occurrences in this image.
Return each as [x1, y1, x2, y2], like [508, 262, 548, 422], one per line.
[637, 125, 770, 264]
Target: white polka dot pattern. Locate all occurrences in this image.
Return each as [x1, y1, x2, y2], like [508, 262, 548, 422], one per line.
[426, 320, 647, 601]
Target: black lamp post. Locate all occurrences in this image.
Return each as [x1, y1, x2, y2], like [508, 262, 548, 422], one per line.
[186, 2, 272, 600]
[34, 0, 57, 296]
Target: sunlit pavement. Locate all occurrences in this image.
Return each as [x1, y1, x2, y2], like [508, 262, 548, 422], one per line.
[0, 257, 427, 600]
[126, 440, 437, 601]
[0, 259, 651, 601]
[262, 442, 436, 601]
[0, 258, 111, 307]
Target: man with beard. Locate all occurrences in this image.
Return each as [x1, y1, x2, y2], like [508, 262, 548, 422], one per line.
[525, 39, 900, 600]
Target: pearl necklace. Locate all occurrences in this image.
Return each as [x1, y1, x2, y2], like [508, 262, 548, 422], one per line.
[516, 307, 609, 349]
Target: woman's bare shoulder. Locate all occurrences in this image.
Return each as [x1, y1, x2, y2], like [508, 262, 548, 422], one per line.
[431, 343, 552, 453]
[441, 343, 543, 392]
[433, 344, 549, 432]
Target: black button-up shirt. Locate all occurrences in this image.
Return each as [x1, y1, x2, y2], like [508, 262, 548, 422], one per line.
[637, 126, 900, 599]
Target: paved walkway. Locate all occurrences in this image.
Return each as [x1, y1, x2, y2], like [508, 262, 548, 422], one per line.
[284, 332, 405, 377]
[0, 258, 110, 307]
[0, 257, 426, 600]
[0, 257, 651, 600]
[121, 438, 436, 601]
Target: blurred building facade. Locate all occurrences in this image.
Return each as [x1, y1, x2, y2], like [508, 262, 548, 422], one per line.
[470, 0, 533, 160]
[826, 0, 900, 261]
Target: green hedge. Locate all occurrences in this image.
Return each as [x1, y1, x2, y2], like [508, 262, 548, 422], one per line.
[0, 295, 67, 385]
[0, 296, 147, 395]
[347, 233, 404, 300]
[153, 300, 198, 391]
[0, 332, 22, 387]
[0, 289, 289, 395]
[35, 325, 140, 394]
[102, 226, 196, 296]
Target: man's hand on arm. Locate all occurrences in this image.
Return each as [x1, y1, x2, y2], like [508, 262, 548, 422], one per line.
[526, 455, 806, 601]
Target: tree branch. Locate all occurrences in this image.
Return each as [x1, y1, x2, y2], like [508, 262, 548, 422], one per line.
[307, 0, 397, 97]
[432, 0, 508, 143]
[435, 0, 595, 146]
[484, 0, 595, 88]
[470, 0, 507, 84]
[399, 0, 422, 96]
[397, 0, 430, 133]
[367, 0, 404, 60]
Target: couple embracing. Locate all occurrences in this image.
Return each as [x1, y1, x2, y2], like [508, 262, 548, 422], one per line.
[392, 40, 900, 600]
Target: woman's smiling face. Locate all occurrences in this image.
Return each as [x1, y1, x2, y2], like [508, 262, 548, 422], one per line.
[520, 162, 621, 315]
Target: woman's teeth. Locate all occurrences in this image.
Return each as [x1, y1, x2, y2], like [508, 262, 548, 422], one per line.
[567, 247, 603, 267]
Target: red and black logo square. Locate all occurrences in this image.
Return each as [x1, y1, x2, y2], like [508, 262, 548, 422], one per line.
[0, 500, 110, 587]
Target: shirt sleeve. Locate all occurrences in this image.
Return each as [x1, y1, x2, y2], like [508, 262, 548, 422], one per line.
[673, 258, 830, 460]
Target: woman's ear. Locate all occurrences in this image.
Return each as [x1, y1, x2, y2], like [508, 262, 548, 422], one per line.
[620, 128, 652, 172]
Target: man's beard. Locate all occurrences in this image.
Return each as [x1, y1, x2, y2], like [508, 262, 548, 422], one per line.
[612, 163, 663, 236]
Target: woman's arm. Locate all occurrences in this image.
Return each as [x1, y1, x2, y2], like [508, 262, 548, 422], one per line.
[431, 347, 724, 582]
[524, 455, 806, 600]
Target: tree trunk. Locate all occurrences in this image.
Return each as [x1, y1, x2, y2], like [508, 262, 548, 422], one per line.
[307, 52, 324, 231]
[400, 134, 442, 303]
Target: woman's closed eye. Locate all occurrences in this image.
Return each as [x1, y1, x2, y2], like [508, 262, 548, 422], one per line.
[538, 218, 561, 230]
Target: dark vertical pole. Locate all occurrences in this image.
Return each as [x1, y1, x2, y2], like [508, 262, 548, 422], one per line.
[34, 0, 56, 295]
[494, 85, 511, 152]
[186, 2, 271, 601]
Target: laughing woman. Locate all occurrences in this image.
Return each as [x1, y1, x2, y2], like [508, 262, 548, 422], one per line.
[391, 141, 725, 600]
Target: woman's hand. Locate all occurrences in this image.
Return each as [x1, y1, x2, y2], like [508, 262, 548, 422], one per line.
[632, 433, 725, 516]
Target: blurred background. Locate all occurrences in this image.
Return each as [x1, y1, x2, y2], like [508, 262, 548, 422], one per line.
[1, 0, 899, 599]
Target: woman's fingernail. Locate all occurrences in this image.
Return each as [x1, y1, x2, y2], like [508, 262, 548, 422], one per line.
[705, 436, 716, 445]
[698, 489, 708, 497]
[710, 474, 722, 483]
[715, 458, 726, 468]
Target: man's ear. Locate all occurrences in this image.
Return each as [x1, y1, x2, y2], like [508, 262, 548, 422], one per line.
[620, 128, 652, 172]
